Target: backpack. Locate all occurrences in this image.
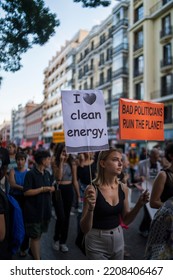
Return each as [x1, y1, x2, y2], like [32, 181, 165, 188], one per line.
[1, 187, 25, 255]
[7, 194, 25, 255]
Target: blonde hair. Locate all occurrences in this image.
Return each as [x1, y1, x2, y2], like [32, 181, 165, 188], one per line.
[93, 148, 122, 186]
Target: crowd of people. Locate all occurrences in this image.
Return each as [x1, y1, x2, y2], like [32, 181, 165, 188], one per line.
[0, 133, 173, 260]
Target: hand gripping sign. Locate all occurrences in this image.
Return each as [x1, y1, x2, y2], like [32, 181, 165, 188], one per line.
[119, 98, 164, 141]
[61, 90, 109, 153]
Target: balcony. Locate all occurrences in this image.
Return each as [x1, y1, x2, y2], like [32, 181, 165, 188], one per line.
[160, 26, 173, 43]
[150, 0, 172, 16]
[161, 88, 173, 97]
[113, 67, 128, 78]
[133, 42, 143, 52]
[96, 78, 112, 89]
[133, 69, 143, 78]
[113, 43, 129, 54]
[111, 92, 128, 103]
[113, 19, 128, 33]
[151, 88, 173, 99]
[160, 57, 173, 72]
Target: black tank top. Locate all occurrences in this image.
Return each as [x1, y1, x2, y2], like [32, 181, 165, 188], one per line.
[92, 184, 125, 230]
[160, 169, 173, 202]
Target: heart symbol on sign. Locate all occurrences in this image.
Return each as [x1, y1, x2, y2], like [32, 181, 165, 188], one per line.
[83, 93, 96, 105]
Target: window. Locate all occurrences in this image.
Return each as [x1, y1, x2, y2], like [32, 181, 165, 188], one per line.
[163, 0, 171, 5]
[134, 55, 144, 76]
[163, 43, 172, 65]
[91, 41, 94, 50]
[135, 82, 144, 100]
[99, 33, 105, 45]
[99, 72, 104, 85]
[84, 82, 88, 89]
[134, 28, 143, 50]
[164, 105, 172, 123]
[99, 53, 104, 65]
[107, 68, 112, 82]
[107, 112, 112, 127]
[106, 48, 112, 61]
[134, 5, 144, 22]
[161, 74, 173, 96]
[113, 30, 123, 48]
[115, 11, 121, 25]
[162, 14, 171, 36]
[90, 77, 93, 89]
[90, 58, 94, 70]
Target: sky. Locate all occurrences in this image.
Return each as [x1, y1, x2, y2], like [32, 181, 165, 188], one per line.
[0, 0, 119, 125]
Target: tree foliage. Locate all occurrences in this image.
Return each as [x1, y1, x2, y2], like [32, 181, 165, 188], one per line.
[0, 0, 111, 76]
[73, 0, 111, 8]
[0, 0, 59, 72]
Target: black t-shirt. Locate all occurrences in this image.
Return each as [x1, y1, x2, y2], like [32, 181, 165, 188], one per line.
[0, 147, 10, 167]
[0, 189, 11, 260]
[161, 169, 173, 202]
[23, 166, 52, 223]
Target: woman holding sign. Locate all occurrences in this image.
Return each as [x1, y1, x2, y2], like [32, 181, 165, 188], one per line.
[80, 148, 149, 260]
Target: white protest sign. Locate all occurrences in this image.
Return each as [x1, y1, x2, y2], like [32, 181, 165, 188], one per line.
[61, 90, 109, 153]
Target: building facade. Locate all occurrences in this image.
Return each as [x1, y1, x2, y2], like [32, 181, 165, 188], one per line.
[42, 30, 88, 143]
[24, 102, 43, 147]
[129, 0, 173, 140]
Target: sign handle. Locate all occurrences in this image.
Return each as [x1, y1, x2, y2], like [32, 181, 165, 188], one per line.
[88, 152, 93, 185]
[145, 140, 148, 190]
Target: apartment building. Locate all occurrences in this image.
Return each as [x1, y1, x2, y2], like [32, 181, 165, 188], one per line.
[42, 30, 88, 143]
[0, 120, 10, 144]
[11, 101, 39, 145]
[24, 102, 43, 146]
[129, 0, 173, 140]
[75, 15, 113, 135]
[111, 0, 129, 139]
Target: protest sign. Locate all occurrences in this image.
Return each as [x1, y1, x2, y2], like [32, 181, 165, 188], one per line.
[52, 131, 65, 143]
[61, 90, 109, 153]
[119, 98, 164, 141]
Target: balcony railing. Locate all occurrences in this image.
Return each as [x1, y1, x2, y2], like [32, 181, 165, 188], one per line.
[113, 19, 128, 32]
[150, 0, 172, 15]
[161, 88, 173, 97]
[160, 26, 173, 39]
[113, 67, 128, 78]
[160, 56, 173, 68]
[113, 43, 129, 54]
[133, 69, 143, 77]
[133, 42, 143, 51]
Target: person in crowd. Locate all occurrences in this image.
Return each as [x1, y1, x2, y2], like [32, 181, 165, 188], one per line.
[145, 196, 173, 260]
[23, 150, 55, 260]
[52, 143, 80, 253]
[7, 142, 17, 175]
[0, 147, 12, 259]
[8, 151, 29, 257]
[159, 151, 171, 170]
[76, 152, 97, 228]
[150, 142, 173, 209]
[135, 148, 161, 237]
[25, 147, 35, 169]
[139, 147, 147, 161]
[80, 148, 149, 260]
[0, 134, 10, 193]
[128, 148, 139, 183]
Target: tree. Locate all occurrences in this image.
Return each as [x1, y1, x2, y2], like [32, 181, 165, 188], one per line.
[0, 0, 60, 73]
[0, 0, 111, 78]
[73, 0, 111, 8]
